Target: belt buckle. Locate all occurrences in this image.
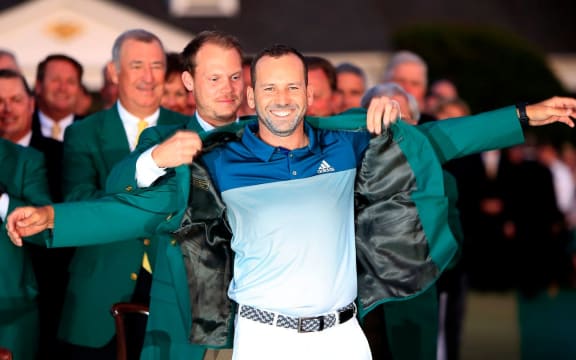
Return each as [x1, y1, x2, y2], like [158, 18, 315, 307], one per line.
[337, 302, 357, 324]
[297, 315, 324, 333]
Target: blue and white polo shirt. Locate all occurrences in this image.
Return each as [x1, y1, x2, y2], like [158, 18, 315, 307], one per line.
[202, 121, 371, 317]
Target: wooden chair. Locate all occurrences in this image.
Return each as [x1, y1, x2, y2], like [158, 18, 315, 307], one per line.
[110, 302, 150, 360]
[0, 347, 12, 360]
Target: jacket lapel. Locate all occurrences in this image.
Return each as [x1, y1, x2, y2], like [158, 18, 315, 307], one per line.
[186, 114, 205, 133]
[98, 107, 131, 173]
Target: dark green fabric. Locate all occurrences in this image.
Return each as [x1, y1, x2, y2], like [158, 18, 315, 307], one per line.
[0, 139, 51, 360]
[518, 289, 576, 360]
[57, 105, 190, 347]
[384, 285, 438, 360]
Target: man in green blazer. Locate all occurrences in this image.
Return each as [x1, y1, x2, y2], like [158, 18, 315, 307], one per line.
[7, 47, 576, 358]
[58, 29, 189, 360]
[0, 139, 51, 360]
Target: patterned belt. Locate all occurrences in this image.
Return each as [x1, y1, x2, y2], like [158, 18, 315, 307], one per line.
[239, 302, 356, 333]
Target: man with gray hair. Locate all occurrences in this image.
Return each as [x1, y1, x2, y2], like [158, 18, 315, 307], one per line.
[58, 28, 189, 360]
[382, 51, 428, 112]
[361, 82, 420, 125]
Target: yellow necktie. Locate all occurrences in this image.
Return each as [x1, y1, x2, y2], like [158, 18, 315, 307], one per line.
[136, 119, 148, 145]
[142, 251, 152, 273]
[137, 119, 153, 273]
[51, 122, 61, 140]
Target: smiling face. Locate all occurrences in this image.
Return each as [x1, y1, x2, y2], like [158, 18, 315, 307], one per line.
[35, 59, 81, 119]
[0, 76, 34, 142]
[111, 38, 166, 118]
[181, 43, 243, 127]
[247, 53, 312, 145]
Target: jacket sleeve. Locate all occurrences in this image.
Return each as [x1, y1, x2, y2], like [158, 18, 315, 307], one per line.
[307, 106, 524, 164]
[416, 106, 524, 163]
[46, 175, 179, 248]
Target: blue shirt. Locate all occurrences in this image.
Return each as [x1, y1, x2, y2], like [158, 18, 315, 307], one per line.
[202, 121, 371, 316]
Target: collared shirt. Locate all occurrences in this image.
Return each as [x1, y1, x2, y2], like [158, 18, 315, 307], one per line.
[38, 110, 74, 142]
[116, 101, 160, 151]
[195, 111, 219, 132]
[202, 122, 370, 316]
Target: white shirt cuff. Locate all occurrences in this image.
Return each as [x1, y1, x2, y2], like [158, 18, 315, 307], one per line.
[136, 145, 167, 188]
[0, 193, 10, 222]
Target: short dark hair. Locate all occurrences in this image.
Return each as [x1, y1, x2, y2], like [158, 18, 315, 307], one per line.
[0, 68, 32, 95]
[181, 30, 243, 76]
[335, 62, 366, 82]
[251, 44, 307, 88]
[434, 97, 470, 117]
[165, 52, 185, 80]
[36, 54, 83, 83]
[305, 56, 337, 92]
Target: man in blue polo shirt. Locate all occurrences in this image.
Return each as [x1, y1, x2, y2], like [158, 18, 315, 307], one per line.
[199, 45, 376, 359]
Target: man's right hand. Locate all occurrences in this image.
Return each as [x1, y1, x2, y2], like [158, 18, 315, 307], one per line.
[6, 205, 54, 247]
[151, 130, 203, 168]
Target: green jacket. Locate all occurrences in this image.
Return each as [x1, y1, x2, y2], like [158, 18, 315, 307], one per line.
[58, 104, 191, 347]
[32, 107, 522, 358]
[0, 139, 51, 360]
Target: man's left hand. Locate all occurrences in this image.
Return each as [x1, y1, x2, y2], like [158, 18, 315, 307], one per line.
[366, 96, 401, 135]
[526, 97, 576, 127]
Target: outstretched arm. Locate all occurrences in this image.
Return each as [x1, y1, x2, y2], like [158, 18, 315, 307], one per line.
[8, 177, 179, 248]
[6, 205, 54, 246]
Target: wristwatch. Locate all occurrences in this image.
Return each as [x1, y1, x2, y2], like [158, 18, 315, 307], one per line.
[516, 102, 530, 126]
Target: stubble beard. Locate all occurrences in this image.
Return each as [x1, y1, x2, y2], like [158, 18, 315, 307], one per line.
[259, 104, 304, 137]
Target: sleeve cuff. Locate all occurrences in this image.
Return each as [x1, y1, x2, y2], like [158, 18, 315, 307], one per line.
[0, 193, 9, 222]
[135, 145, 167, 188]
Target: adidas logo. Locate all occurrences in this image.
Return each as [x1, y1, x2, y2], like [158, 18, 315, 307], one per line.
[317, 160, 335, 174]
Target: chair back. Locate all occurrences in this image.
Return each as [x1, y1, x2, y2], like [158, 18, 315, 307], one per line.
[111, 302, 150, 360]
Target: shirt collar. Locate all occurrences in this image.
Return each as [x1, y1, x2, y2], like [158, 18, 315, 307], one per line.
[38, 110, 74, 137]
[242, 120, 319, 162]
[17, 130, 32, 147]
[116, 100, 160, 125]
[195, 111, 239, 132]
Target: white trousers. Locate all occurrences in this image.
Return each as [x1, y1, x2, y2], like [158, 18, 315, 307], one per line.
[232, 312, 372, 360]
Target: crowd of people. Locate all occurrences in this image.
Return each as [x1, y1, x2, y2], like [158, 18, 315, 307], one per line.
[1, 27, 576, 360]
